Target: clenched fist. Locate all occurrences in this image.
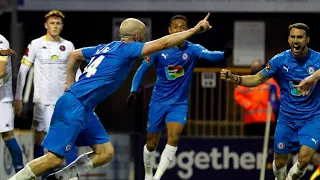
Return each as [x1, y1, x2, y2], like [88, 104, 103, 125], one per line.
[220, 69, 232, 81]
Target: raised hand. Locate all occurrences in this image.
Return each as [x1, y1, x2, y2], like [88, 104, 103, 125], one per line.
[220, 69, 233, 81]
[193, 13, 212, 34]
[295, 76, 318, 96]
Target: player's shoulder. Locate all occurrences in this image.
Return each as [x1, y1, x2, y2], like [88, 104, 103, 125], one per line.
[60, 38, 74, 46]
[29, 36, 46, 47]
[271, 50, 290, 61]
[0, 34, 9, 43]
[0, 34, 9, 48]
[117, 41, 144, 48]
[309, 48, 320, 57]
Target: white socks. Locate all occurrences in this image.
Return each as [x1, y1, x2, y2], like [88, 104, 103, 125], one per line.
[8, 163, 37, 180]
[54, 153, 94, 180]
[273, 160, 287, 180]
[286, 161, 307, 180]
[153, 144, 177, 180]
[144, 145, 156, 180]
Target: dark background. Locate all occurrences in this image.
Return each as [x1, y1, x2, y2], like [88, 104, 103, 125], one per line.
[1, 11, 320, 133]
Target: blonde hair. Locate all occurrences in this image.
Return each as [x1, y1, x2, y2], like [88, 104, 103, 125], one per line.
[45, 10, 65, 22]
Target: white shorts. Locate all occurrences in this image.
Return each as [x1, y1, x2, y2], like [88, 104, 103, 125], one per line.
[32, 104, 55, 132]
[0, 102, 14, 133]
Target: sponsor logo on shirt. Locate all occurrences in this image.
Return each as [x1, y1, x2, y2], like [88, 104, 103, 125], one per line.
[165, 65, 185, 80]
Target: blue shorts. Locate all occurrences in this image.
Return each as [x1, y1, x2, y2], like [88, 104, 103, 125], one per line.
[147, 101, 188, 133]
[42, 92, 109, 157]
[274, 114, 320, 154]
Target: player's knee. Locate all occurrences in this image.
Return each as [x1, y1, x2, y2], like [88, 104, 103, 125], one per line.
[101, 149, 114, 164]
[1, 130, 14, 140]
[95, 143, 115, 165]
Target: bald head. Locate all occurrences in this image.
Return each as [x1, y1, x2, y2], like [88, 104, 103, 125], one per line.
[119, 18, 146, 42]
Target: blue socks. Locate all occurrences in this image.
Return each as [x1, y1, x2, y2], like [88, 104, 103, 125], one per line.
[34, 144, 44, 159]
[4, 138, 24, 172]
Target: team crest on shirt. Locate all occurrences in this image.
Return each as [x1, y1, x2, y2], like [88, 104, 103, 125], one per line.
[182, 53, 188, 60]
[59, 45, 66, 51]
[308, 66, 315, 74]
[145, 56, 150, 63]
[24, 48, 29, 57]
[65, 144, 72, 151]
[265, 63, 271, 72]
[277, 142, 285, 150]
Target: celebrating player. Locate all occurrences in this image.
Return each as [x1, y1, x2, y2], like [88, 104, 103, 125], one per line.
[221, 23, 320, 180]
[127, 15, 231, 180]
[8, 13, 212, 180]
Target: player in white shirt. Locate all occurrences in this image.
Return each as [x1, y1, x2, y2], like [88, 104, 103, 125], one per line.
[14, 10, 80, 172]
[0, 35, 24, 173]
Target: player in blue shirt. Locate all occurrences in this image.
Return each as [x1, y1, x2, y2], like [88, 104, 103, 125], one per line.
[127, 15, 231, 180]
[221, 23, 320, 180]
[8, 14, 212, 180]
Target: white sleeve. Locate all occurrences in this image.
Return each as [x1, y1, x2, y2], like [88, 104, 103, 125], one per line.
[15, 62, 31, 100]
[0, 36, 10, 64]
[15, 41, 36, 100]
[0, 37, 10, 84]
[21, 41, 37, 67]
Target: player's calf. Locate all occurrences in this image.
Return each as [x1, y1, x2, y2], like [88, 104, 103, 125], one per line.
[51, 142, 114, 180]
[146, 132, 161, 152]
[144, 132, 161, 180]
[286, 146, 314, 180]
[273, 153, 289, 180]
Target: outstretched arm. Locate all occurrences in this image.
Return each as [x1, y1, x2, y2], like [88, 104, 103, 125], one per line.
[221, 69, 270, 87]
[199, 50, 224, 62]
[141, 13, 212, 57]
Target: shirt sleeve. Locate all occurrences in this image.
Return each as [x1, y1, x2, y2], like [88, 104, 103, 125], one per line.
[122, 42, 145, 59]
[0, 37, 10, 63]
[193, 44, 224, 62]
[81, 46, 97, 60]
[21, 41, 37, 67]
[130, 53, 157, 92]
[261, 54, 281, 78]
